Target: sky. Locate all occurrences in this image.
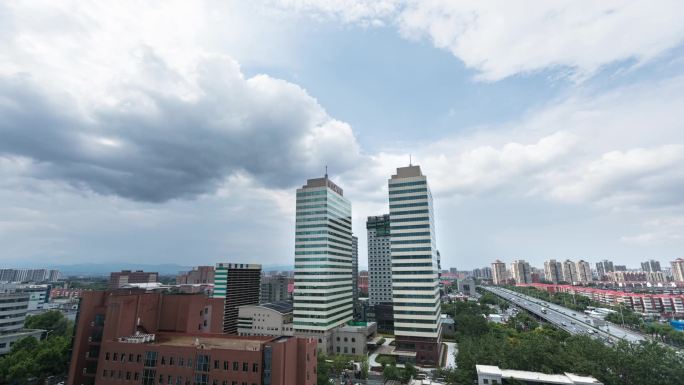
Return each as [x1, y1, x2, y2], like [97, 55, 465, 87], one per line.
[1, 0, 684, 270]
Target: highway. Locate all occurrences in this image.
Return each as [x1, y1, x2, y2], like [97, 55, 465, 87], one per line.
[481, 286, 646, 344]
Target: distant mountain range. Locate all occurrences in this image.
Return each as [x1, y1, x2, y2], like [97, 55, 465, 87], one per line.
[46, 263, 294, 277]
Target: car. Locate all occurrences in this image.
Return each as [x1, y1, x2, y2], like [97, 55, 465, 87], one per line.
[562, 322, 567, 326]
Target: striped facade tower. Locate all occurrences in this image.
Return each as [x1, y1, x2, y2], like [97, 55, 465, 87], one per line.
[388, 165, 442, 366]
[212, 263, 262, 334]
[293, 175, 354, 353]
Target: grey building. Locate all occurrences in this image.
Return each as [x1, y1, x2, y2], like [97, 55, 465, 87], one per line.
[0, 292, 44, 355]
[332, 321, 378, 356]
[352, 235, 359, 304]
[544, 259, 563, 284]
[260, 274, 289, 303]
[641, 259, 661, 273]
[367, 214, 392, 306]
[596, 260, 614, 279]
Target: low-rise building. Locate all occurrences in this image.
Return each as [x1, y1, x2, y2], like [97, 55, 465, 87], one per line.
[237, 301, 294, 337]
[67, 289, 316, 385]
[476, 365, 603, 385]
[0, 292, 44, 355]
[332, 321, 377, 356]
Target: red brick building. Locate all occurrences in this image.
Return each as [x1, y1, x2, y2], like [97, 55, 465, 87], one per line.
[176, 266, 215, 285]
[68, 289, 316, 385]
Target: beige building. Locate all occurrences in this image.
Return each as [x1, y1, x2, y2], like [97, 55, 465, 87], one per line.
[237, 301, 294, 337]
[492, 260, 508, 285]
[332, 321, 378, 356]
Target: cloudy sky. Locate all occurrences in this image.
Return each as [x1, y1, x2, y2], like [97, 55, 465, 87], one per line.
[1, 1, 683, 270]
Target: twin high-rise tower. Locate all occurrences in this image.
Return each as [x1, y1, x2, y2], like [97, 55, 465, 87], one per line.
[293, 175, 354, 353]
[293, 165, 442, 366]
[388, 165, 442, 365]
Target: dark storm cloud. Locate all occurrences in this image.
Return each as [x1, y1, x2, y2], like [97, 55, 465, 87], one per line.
[0, 57, 361, 202]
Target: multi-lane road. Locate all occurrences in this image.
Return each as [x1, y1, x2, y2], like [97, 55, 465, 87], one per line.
[482, 286, 646, 344]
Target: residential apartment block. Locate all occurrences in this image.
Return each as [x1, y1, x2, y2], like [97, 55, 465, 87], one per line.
[212, 263, 262, 334]
[367, 214, 392, 306]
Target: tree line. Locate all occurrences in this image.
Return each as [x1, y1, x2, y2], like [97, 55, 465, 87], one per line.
[435, 298, 684, 385]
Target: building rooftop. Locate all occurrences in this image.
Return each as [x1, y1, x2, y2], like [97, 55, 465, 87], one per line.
[257, 301, 293, 314]
[476, 365, 603, 385]
[390, 165, 423, 179]
[115, 333, 275, 351]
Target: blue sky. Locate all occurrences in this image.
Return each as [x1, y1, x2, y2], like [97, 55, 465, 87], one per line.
[1, 1, 683, 271]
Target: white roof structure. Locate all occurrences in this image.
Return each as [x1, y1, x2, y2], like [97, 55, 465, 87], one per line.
[476, 365, 603, 385]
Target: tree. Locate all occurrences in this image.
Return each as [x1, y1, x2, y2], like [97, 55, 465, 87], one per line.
[25, 311, 73, 337]
[382, 364, 400, 381]
[316, 353, 331, 385]
[359, 359, 369, 379]
[401, 362, 418, 383]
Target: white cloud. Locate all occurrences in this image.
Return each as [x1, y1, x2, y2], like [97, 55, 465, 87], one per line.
[545, 145, 684, 206]
[278, 0, 684, 81]
[0, 1, 363, 202]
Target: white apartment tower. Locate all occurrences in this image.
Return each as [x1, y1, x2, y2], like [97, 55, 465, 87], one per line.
[562, 260, 578, 283]
[511, 260, 532, 284]
[492, 260, 508, 285]
[544, 260, 563, 284]
[672, 258, 684, 282]
[576, 260, 592, 284]
[389, 165, 442, 366]
[293, 175, 353, 353]
[367, 214, 392, 306]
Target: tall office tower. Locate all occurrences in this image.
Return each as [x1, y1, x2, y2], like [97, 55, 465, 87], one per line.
[641, 259, 662, 272]
[511, 260, 532, 284]
[562, 260, 578, 283]
[596, 260, 614, 279]
[614, 265, 627, 271]
[576, 260, 592, 283]
[352, 235, 359, 304]
[389, 165, 442, 366]
[367, 214, 392, 306]
[108, 270, 158, 289]
[671, 258, 684, 282]
[260, 274, 290, 303]
[544, 260, 563, 284]
[293, 176, 353, 354]
[492, 260, 508, 285]
[213, 263, 262, 334]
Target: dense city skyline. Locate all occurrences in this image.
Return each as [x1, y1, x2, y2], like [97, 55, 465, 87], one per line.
[1, 1, 684, 270]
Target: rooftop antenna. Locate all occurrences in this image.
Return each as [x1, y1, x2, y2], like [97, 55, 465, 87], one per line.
[325, 165, 328, 178]
[409, 154, 412, 166]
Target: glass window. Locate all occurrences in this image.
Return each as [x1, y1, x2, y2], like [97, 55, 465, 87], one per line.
[196, 355, 210, 372]
[242, 362, 248, 372]
[233, 362, 239, 371]
[142, 369, 156, 385]
[252, 363, 258, 372]
[144, 351, 158, 367]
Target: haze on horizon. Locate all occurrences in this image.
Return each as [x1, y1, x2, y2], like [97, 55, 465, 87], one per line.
[1, 1, 683, 270]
